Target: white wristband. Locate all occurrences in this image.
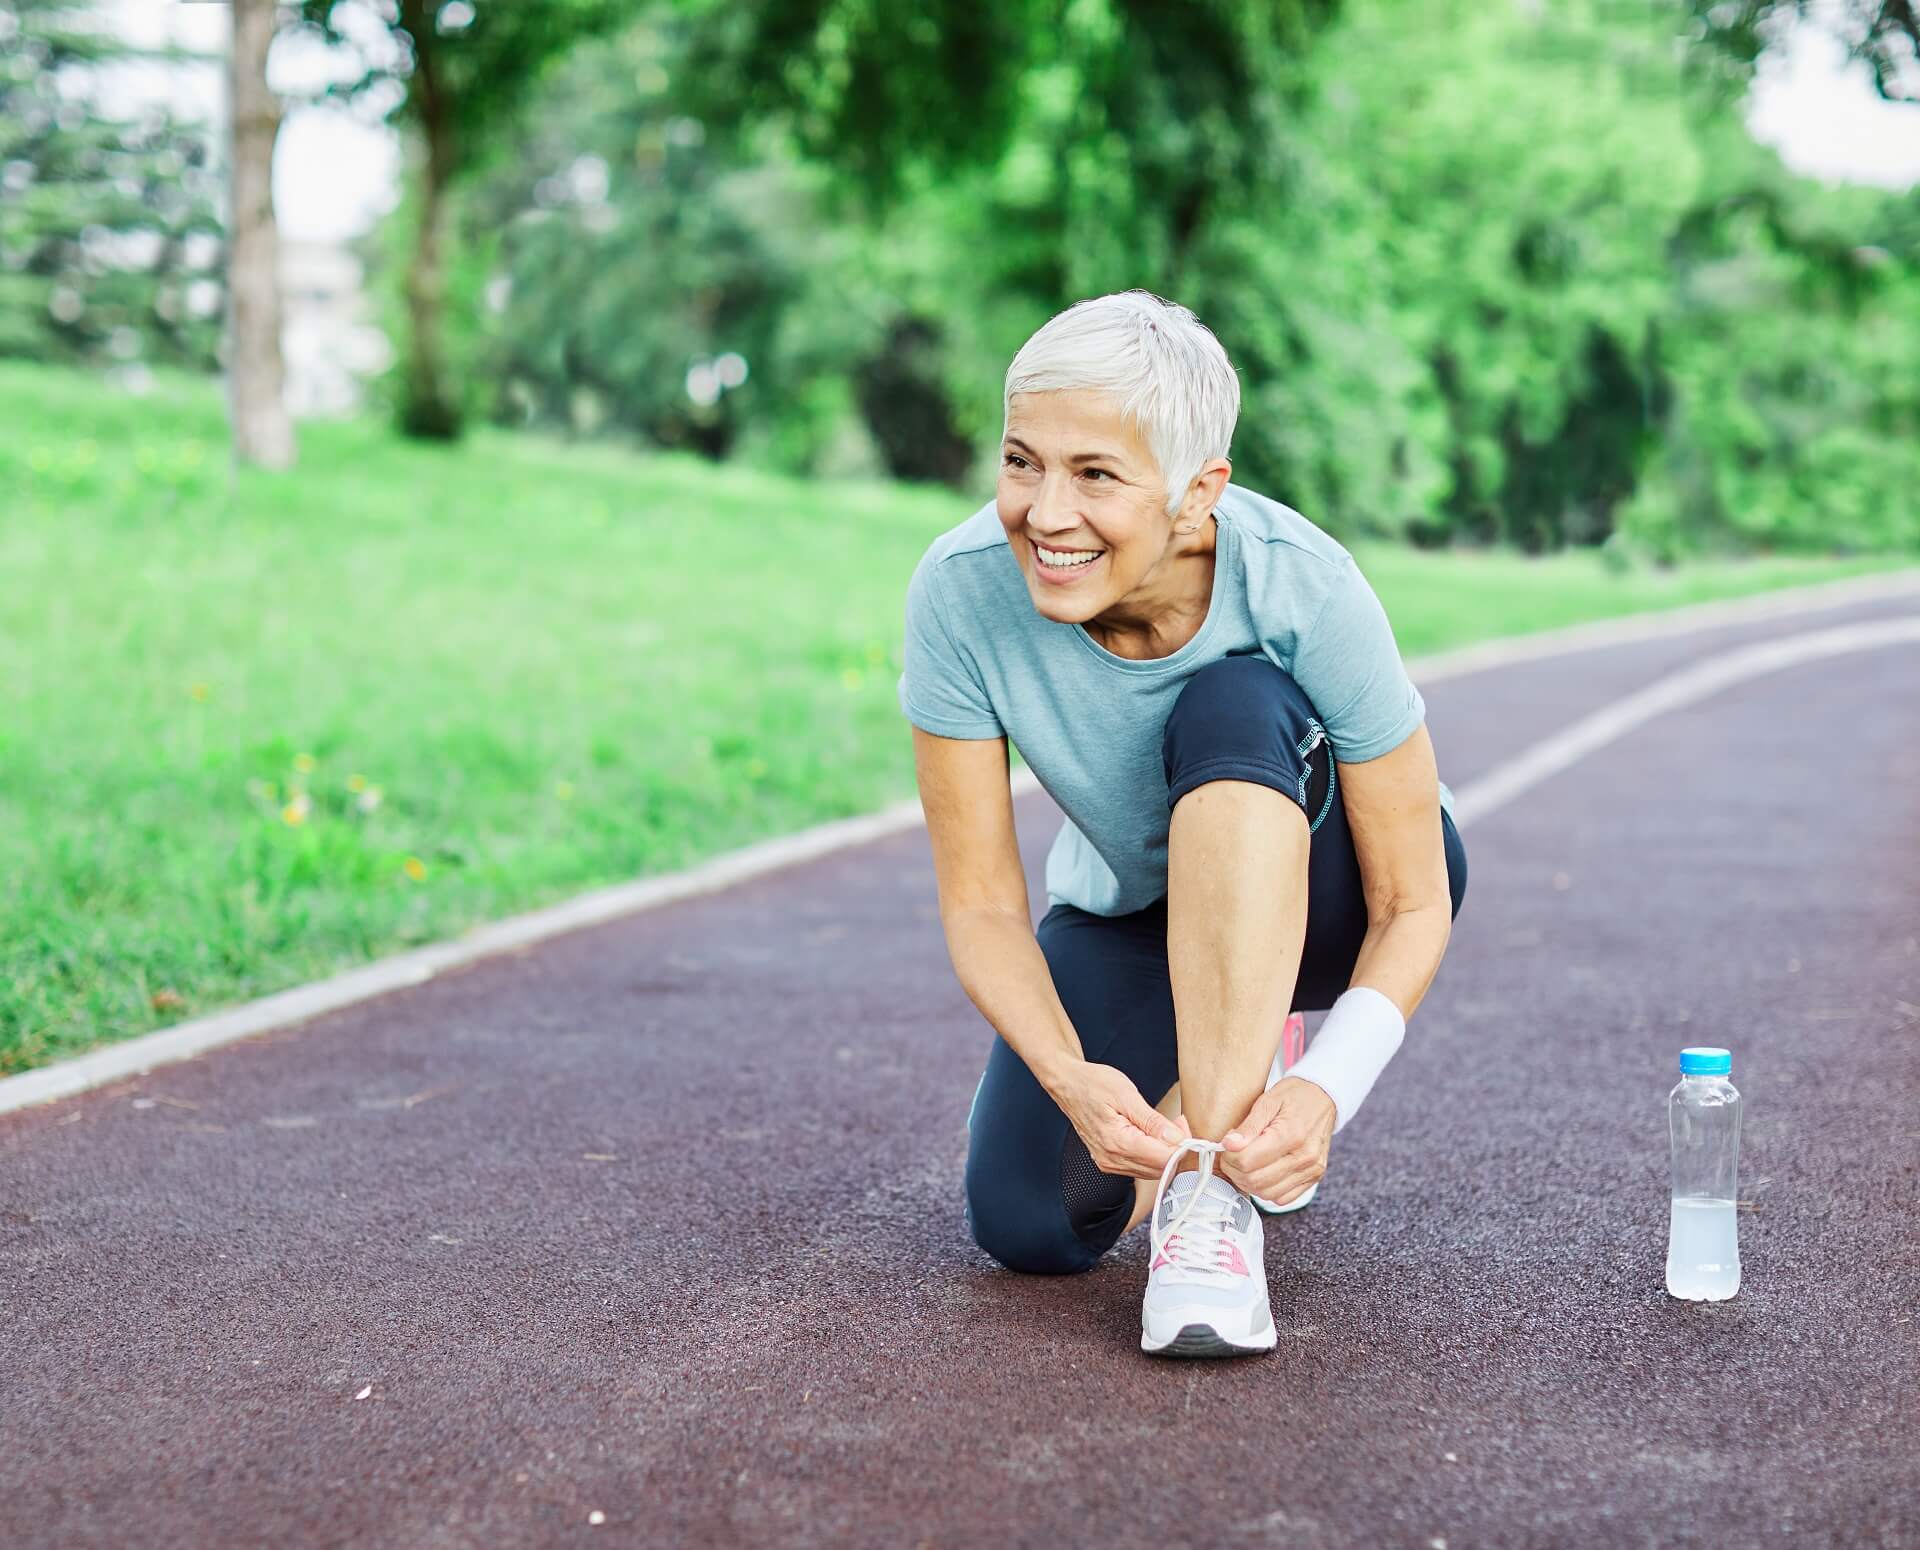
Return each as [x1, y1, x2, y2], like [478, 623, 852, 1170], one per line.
[1283, 986, 1406, 1134]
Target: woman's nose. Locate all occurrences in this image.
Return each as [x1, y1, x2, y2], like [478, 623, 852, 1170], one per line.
[1028, 472, 1080, 529]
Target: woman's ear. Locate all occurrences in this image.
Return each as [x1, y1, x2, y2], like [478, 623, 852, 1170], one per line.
[1174, 460, 1232, 530]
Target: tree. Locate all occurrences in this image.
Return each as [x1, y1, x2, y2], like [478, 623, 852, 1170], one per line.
[227, 0, 293, 468]
[288, 0, 630, 440]
[0, 0, 224, 370]
[676, 0, 1337, 293]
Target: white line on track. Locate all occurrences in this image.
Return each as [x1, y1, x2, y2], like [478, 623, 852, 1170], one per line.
[1404, 566, 1920, 688]
[1448, 615, 1920, 831]
[2, 586, 1916, 1116]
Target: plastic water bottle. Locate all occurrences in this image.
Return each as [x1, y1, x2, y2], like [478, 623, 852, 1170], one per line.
[1666, 1046, 1742, 1301]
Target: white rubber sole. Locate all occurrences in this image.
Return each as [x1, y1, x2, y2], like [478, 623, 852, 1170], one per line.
[1251, 1178, 1318, 1215]
[1142, 1311, 1277, 1358]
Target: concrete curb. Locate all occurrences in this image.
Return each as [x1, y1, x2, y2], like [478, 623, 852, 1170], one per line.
[3, 564, 1916, 1115]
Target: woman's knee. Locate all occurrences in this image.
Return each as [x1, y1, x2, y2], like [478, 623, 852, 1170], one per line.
[1163, 654, 1328, 826]
[964, 1158, 1099, 1276]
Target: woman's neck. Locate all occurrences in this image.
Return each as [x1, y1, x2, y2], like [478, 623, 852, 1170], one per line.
[1084, 514, 1218, 660]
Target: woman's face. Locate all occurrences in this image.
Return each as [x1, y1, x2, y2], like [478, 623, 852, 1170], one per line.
[997, 388, 1224, 625]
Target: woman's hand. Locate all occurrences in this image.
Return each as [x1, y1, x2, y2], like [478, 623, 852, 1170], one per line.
[1217, 1076, 1336, 1206]
[1047, 1062, 1191, 1181]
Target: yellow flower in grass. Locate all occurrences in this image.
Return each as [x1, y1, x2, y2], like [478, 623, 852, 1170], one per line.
[553, 780, 575, 801]
[282, 793, 311, 825]
[839, 668, 862, 691]
[188, 682, 210, 703]
[293, 752, 317, 773]
[403, 856, 427, 882]
[347, 773, 367, 792]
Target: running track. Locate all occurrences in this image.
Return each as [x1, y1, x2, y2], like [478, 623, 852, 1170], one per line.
[3, 586, 1917, 1548]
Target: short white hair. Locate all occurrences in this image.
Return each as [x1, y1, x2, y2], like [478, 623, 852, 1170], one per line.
[1003, 289, 1240, 517]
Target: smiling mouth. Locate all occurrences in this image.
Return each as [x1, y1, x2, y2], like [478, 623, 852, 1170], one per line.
[1034, 543, 1106, 571]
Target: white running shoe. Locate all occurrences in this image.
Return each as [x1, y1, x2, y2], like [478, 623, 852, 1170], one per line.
[1140, 1139, 1275, 1358]
[1252, 1010, 1319, 1216]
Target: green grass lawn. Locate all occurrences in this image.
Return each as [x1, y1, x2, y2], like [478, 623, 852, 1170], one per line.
[2, 360, 1911, 1076]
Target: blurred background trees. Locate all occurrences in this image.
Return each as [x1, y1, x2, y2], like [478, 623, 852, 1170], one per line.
[3, 0, 1916, 557]
[0, 0, 224, 370]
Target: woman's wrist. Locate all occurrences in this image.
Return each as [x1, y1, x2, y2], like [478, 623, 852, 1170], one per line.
[1284, 986, 1406, 1134]
[1031, 1047, 1087, 1101]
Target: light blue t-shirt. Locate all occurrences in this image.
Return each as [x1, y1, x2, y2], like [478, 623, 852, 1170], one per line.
[896, 481, 1455, 917]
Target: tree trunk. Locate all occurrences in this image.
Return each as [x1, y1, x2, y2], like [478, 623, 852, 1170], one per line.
[226, 0, 294, 469]
[398, 0, 460, 439]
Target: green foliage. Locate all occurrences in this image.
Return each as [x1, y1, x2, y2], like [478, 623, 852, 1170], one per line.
[1623, 115, 1920, 555]
[743, 0, 1920, 554]
[0, 0, 223, 371]
[450, 14, 804, 457]
[290, 0, 634, 184]
[679, 0, 1345, 485]
[1295, 0, 1703, 548]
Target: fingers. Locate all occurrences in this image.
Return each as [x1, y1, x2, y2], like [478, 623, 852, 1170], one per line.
[1132, 1094, 1182, 1148]
[1114, 1097, 1184, 1177]
[1083, 1072, 1186, 1180]
[1218, 1085, 1328, 1202]
[1220, 1084, 1286, 1153]
[1222, 1144, 1326, 1205]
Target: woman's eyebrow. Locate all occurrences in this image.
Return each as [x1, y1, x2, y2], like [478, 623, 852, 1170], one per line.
[1003, 436, 1128, 465]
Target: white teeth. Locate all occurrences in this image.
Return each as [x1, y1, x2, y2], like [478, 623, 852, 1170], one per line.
[1038, 545, 1102, 568]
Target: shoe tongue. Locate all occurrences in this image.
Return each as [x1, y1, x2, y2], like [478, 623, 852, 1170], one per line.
[1168, 1169, 1239, 1209]
[1197, 1175, 1241, 1211]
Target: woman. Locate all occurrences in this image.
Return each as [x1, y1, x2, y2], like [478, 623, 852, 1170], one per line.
[896, 290, 1467, 1358]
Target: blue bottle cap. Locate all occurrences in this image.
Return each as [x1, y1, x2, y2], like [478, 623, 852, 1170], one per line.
[1680, 1046, 1732, 1076]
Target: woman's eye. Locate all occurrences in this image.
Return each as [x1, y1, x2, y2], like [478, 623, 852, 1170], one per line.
[1081, 468, 1112, 481]
[1002, 453, 1030, 470]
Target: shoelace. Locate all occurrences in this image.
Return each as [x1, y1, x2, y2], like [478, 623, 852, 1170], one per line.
[1148, 1136, 1242, 1276]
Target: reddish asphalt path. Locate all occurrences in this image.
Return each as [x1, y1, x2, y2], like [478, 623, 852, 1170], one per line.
[4, 589, 1918, 1548]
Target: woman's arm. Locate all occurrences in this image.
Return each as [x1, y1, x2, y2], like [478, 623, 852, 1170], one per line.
[911, 726, 1184, 1176]
[1336, 720, 1454, 1022]
[910, 726, 1082, 1087]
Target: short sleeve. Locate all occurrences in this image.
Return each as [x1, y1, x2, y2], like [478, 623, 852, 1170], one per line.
[896, 554, 1004, 739]
[1288, 556, 1425, 763]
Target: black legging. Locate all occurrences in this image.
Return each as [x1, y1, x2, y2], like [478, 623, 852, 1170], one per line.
[962, 653, 1468, 1274]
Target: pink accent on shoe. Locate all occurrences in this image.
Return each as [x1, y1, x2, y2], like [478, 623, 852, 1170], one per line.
[1224, 1243, 1250, 1276]
[1151, 1248, 1174, 1271]
[1282, 1011, 1307, 1070]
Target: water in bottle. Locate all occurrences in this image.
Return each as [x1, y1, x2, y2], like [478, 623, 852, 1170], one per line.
[1666, 1046, 1742, 1301]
